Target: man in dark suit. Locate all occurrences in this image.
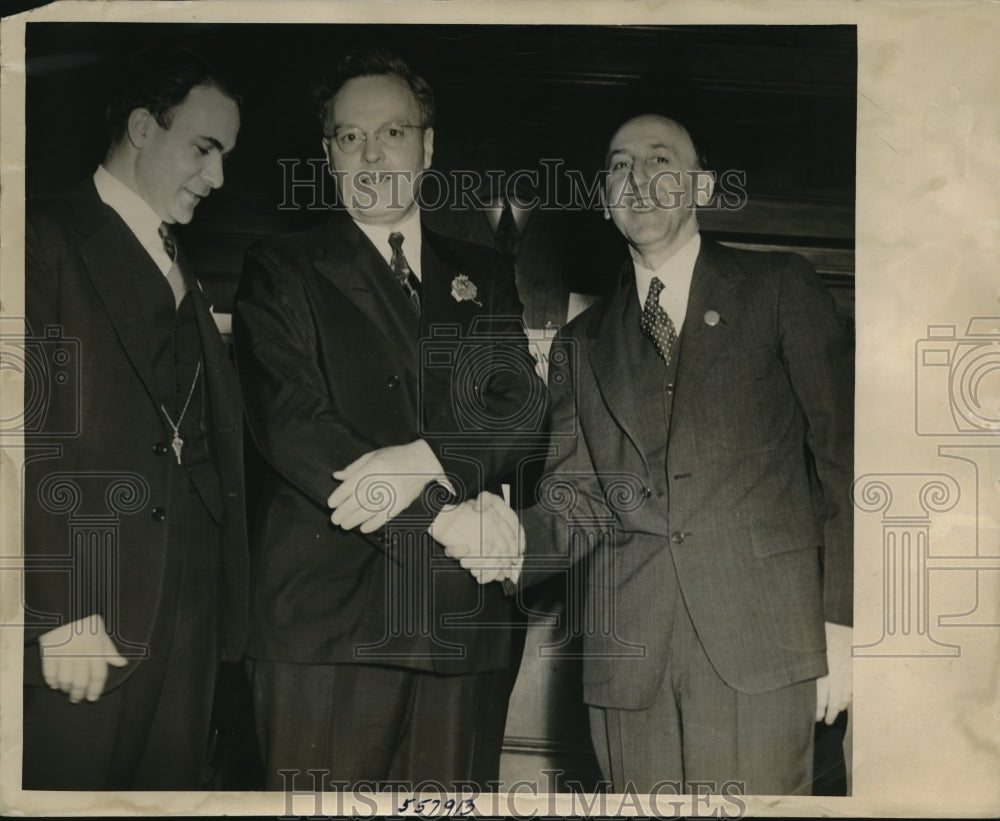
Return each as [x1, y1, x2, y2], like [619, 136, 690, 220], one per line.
[22, 47, 247, 790]
[454, 113, 854, 795]
[232, 49, 544, 790]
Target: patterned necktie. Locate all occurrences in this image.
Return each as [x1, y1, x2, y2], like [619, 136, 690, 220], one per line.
[388, 231, 422, 314]
[157, 223, 189, 309]
[640, 276, 678, 365]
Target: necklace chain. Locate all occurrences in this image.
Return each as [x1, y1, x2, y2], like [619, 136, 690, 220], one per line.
[160, 361, 202, 465]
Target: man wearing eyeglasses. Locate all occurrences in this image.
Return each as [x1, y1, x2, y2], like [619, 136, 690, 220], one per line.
[233, 49, 543, 789]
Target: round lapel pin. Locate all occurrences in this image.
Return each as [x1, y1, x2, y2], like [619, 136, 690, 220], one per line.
[704, 310, 721, 327]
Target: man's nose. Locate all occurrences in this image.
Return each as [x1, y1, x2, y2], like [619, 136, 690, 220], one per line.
[361, 132, 384, 164]
[202, 153, 225, 189]
[630, 164, 651, 186]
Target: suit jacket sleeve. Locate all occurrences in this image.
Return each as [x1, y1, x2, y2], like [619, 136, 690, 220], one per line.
[22, 204, 87, 639]
[234, 244, 382, 513]
[519, 330, 611, 586]
[778, 254, 854, 626]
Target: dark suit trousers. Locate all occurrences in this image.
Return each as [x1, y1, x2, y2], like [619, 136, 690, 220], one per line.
[588, 582, 815, 796]
[22, 482, 220, 790]
[252, 659, 512, 791]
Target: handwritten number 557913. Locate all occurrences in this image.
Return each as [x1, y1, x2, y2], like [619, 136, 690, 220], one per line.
[397, 797, 476, 816]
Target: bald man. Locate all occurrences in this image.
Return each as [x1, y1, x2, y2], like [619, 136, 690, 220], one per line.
[512, 113, 854, 795]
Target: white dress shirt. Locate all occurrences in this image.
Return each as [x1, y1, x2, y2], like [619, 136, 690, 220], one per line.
[93, 165, 173, 276]
[632, 232, 701, 333]
[354, 207, 454, 492]
[355, 208, 423, 280]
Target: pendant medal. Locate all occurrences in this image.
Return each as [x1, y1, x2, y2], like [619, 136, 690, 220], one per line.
[160, 361, 201, 469]
[171, 434, 184, 465]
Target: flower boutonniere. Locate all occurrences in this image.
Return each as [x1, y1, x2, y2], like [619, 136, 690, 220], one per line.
[450, 274, 482, 307]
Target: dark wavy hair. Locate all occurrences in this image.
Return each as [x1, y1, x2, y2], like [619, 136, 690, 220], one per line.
[105, 45, 240, 149]
[312, 48, 435, 130]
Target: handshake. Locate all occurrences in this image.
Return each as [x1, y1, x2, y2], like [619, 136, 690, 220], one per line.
[428, 491, 524, 587]
[326, 441, 524, 588]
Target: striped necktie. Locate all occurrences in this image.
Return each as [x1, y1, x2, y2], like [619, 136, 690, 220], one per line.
[388, 231, 422, 314]
[157, 223, 189, 309]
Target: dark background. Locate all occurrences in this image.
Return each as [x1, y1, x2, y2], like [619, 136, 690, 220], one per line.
[25, 22, 856, 314]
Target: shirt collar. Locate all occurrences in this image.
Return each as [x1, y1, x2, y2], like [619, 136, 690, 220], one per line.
[632, 232, 701, 332]
[93, 165, 173, 275]
[353, 208, 423, 279]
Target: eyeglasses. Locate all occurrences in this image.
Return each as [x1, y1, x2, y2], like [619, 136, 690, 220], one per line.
[325, 122, 424, 154]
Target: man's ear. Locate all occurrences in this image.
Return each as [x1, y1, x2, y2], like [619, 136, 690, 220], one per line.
[127, 108, 154, 149]
[321, 137, 334, 169]
[693, 169, 716, 207]
[422, 126, 434, 170]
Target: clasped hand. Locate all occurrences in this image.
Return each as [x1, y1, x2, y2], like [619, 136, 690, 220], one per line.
[37, 613, 128, 703]
[429, 492, 524, 585]
[328, 440, 445, 533]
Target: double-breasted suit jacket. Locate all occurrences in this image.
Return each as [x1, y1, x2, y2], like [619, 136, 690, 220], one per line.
[233, 210, 544, 675]
[22, 179, 249, 692]
[423, 204, 581, 330]
[521, 239, 854, 709]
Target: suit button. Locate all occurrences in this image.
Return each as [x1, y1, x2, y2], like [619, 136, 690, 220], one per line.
[153, 442, 168, 456]
[386, 375, 401, 389]
[641, 487, 652, 499]
[671, 531, 685, 544]
[151, 507, 167, 522]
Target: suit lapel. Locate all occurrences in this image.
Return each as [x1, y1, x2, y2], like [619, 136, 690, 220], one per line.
[70, 180, 243, 445]
[419, 227, 485, 332]
[587, 262, 662, 468]
[312, 214, 420, 378]
[74, 186, 162, 404]
[586, 240, 746, 463]
[187, 280, 241, 432]
[674, 239, 746, 398]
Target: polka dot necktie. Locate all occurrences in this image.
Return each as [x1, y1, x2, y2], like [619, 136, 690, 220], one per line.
[640, 276, 678, 366]
[388, 231, 422, 315]
[157, 223, 189, 309]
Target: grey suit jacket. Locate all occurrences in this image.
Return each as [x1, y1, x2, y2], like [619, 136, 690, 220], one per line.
[521, 238, 854, 708]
